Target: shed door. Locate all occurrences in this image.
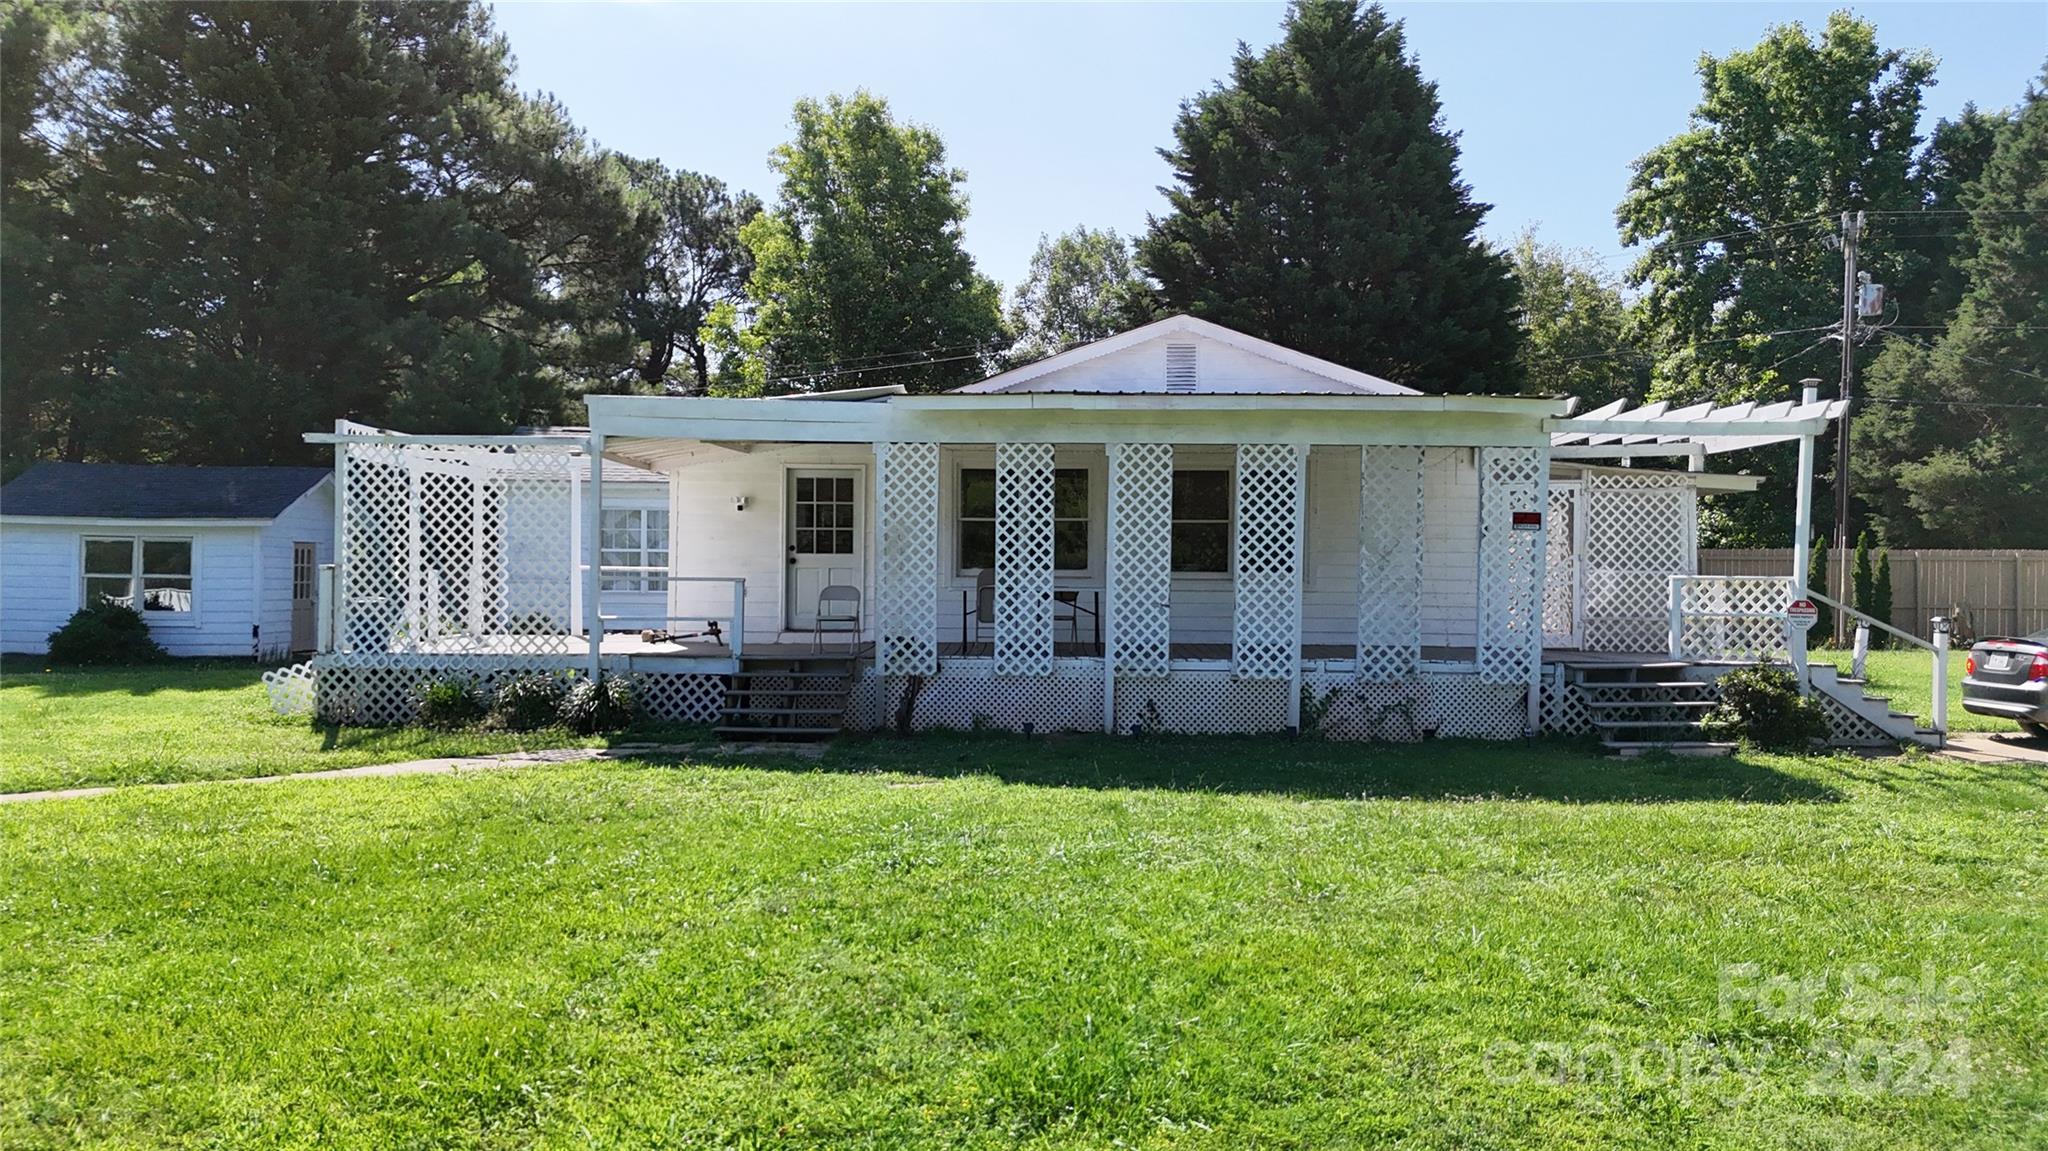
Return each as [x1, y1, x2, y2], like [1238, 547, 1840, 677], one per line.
[786, 471, 863, 629]
[290, 542, 318, 653]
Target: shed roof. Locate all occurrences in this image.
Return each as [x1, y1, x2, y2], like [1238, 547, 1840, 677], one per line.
[0, 463, 331, 521]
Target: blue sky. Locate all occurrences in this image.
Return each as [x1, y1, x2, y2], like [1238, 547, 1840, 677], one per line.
[490, 2, 2046, 290]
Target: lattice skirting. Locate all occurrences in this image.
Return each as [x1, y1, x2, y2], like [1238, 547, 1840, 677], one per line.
[1117, 673, 1291, 735]
[852, 660, 1104, 733]
[1812, 689, 1896, 746]
[304, 654, 725, 726]
[1303, 669, 1528, 741]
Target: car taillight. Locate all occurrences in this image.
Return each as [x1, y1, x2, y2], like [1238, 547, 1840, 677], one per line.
[1966, 655, 1976, 676]
[2032, 653, 2048, 682]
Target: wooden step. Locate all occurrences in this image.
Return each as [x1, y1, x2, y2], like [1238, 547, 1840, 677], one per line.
[1593, 718, 1712, 730]
[720, 705, 848, 718]
[1584, 700, 1718, 711]
[714, 724, 842, 738]
[1604, 740, 1738, 758]
[723, 687, 850, 698]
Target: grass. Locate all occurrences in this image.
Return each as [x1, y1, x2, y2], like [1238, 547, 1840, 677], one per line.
[0, 661, 702, 794]
[2, 732, 2044, 1149]
[1809, 648, 2018, 734]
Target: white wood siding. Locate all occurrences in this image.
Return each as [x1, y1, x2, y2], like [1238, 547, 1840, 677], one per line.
[0, 522, 267, 657]
[663, 444, 875, 639]
[255, 481, 335, 659]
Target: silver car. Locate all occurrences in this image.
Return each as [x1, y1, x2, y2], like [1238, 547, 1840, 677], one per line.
[1962, 628, 2048, 738]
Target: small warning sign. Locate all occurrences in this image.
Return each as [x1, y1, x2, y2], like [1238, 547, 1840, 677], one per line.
[1787, 599, 1819, 630]
[1510, 511, 1542, 531]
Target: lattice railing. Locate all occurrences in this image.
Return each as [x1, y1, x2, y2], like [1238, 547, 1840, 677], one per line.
[1357, 446, 1424, 682]
[1477, 447, 1545, 688]
[994, 442, 1055, 676]
[1584, 472, 1694, 652]
[1671, 575, 1792, 662]
[1108, 443, 1174, 677]
[1232, 443, 1304, 681]
[874, 441, 940, 676]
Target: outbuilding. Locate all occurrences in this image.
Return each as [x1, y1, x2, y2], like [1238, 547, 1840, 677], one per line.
[0, 463, 334, 659]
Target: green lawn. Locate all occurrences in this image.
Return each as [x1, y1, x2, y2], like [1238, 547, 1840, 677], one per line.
[0, 662, 700, 794]
[1810, 648, 2018, 734]
[2, 733, 2043, 1148]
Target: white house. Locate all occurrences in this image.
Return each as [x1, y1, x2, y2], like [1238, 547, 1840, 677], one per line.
[294, 316, 1912, 747]
[1, 464, 334, 659]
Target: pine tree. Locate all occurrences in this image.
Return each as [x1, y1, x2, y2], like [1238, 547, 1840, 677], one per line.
[1853, 531, 1878, 623]
[1138, 0, 1521, 393]
[1808, 536, 1834, 641]
[1871, 548, 1894, 649]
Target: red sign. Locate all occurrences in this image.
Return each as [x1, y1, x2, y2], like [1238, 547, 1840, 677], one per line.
[1787, 599, 1820, 630]
[1510, 511, 1542, 531]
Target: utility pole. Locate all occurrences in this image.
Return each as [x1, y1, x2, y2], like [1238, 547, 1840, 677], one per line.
[1831, 209, 1863, 644]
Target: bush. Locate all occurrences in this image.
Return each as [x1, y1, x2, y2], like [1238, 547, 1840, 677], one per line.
[560, 673, 637, 734]
[46, 601, 167, 665]
[489, 673, 566, 732]
[414, 676, 485, 730]
[1699, 666, 1829, 751]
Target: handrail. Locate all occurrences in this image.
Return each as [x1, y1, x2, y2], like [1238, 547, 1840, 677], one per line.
[1806, 590, 1934, 653]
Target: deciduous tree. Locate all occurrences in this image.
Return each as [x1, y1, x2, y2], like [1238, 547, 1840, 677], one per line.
[1510, 232, 1646, 407]
[1005, 226, 1154, 364]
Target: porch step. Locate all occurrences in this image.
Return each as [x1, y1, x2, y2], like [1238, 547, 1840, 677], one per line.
[715, 653, 855, 742]
[1565, 660, 1724, 755]
[1606, 741, 1739, 758]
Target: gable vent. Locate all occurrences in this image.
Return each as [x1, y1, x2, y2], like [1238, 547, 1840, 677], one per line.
[1165, 343, 1198, 392]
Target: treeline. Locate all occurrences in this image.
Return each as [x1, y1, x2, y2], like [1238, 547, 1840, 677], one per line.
[2, 2, 2041, 547]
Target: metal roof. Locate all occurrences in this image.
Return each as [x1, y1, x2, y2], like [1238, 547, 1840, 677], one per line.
[0, 463, 331, 520]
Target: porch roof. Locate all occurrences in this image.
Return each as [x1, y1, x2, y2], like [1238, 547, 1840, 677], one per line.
[1548, 396, 1848, 457]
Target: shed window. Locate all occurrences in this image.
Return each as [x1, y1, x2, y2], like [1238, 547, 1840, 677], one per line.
[1171, 471, 1230, 573]
[83, 537, 193, 613]
[599, 509, 669, 592]
[958, 467, 1089, 573]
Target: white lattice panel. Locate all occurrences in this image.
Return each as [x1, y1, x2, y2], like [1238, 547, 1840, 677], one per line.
[1584, 473, 1694, 652]
[263, 662, 317, 715]
[632, 672, 728, 724]
[874, 442, 940, 677]
[1115, 672, 1291, 735]
[1300, 668, 1527, 741]
[994, 442, 1055, 676]
[1674, 576, 1792, 662]
[336, 439, 581, 657]
[1357, 446, 1425, 682]
[1108, 443, 1174, 677]
[878, 660, 1103, 732]
[1542, 484, 1580, 646]
[1477, 448, 1545, 690]
[305, 654, 724, 726]
[1232, 444, 1304, 681]
[1814, 689, 1895, 746]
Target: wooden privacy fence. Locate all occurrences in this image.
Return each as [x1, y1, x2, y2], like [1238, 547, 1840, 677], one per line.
[1698, 549, 2048, 641]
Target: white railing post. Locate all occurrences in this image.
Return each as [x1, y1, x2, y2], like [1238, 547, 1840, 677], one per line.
[1931, 615, 1951, 736]
[1788, 601, 1810, 692]
[1852, 622, 1870, 680]
[730, 579, 746, 658]
[315, 564, 336, 653]
[1667, 575, 1685, 660]
[583, 434, 604, 678]
[568, 467, 583, 637]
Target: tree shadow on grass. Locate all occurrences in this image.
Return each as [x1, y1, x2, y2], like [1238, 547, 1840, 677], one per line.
[766, 732, 1846, 805]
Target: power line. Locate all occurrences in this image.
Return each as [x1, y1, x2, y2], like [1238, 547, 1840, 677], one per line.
[1863, 396, 2048, 412]
[1878, 328, 2048, 385]
[757, 350, 991, 389]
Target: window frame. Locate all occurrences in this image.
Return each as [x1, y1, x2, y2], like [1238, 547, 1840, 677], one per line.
[80, 535, 196, 621]
[953, 463, 1093, 576]
[1169, 467, 1234, 576]
[597, 507, 669, 593]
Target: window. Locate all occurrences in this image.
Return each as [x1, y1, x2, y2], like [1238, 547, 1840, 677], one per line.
[957, 467, 1089, 572]
[599, 509, 669, 592]
[83, 537, 193, 613]
[792, 475, 856, 555]
[1171, 470, 1230, 573]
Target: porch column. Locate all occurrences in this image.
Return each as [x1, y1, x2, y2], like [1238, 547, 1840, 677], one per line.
[583, 432, 604, 677]
[994, 442, 1055, 676]
[1789, 378, 1820, 691]
[1105, 443, 1175, 732]
[873, 441, 940, 677]
[1357, 446, 1425, 682]
[1232, 444, 1307, 728]
[1476, 446, 1548, 732]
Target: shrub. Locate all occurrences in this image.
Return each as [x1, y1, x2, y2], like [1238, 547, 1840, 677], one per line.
[414, 677, 485, 730]
[46, 601, 167, 665]
[1699, 666, 1829, 751]
[489, 673, 566, 732]
[560, 673, 637, 734]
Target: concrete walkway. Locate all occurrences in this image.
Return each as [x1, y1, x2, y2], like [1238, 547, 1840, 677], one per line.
[1939, 732, 2048, 766]
[0, 741, 824, 806]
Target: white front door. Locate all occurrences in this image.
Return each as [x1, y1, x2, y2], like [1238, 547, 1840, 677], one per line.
[786, 469, 863, 629]
[1542, 482, 1585, 648]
